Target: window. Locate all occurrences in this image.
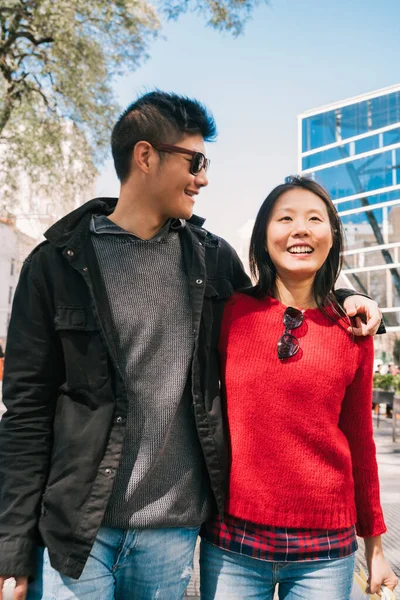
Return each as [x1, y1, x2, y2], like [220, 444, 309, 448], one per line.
[312, 148, 397, 200]
[302, 146, 345, 170]
[383, 128, 400, 146]
[343, 269, 400, 313]
[370, 91, 400, 131]
[10, 258, 15, 276]
[302, 110, 337, 152]
[302, 93, 400, 154]
[302, 130, 393, 171]
[355, 134, 380, 155]
[335, 189, 400, 211]
[340, 102, 369, 140]
[341, 209, 384, 250]
[340, 203, 400, 252]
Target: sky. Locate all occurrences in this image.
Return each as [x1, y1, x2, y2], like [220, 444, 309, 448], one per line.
[96, 0, 400, 250]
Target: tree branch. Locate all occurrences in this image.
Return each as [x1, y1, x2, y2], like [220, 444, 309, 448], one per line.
[0, 94, 13, 133]
[14, 31, 54, 46]
[1, 29, 54, 54]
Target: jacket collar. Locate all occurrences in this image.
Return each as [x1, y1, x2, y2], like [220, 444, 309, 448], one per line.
[44, 197, 207, 249]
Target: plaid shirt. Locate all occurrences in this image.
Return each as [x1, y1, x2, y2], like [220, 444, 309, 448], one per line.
[202, 514, 357, 562]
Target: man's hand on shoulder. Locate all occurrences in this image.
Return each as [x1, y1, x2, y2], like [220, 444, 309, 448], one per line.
[0, 576, 28, 600]
[343, 295, 382, 336]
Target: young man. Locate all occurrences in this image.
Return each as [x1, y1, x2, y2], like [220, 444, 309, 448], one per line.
[0, 92, 382, 600]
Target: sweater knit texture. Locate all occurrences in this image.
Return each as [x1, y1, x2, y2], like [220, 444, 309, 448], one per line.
[219, 292, 386, 538]
[91, 215, 212, 528]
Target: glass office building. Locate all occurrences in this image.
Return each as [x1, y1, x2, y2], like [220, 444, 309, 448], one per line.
[299, 84, 400, 337]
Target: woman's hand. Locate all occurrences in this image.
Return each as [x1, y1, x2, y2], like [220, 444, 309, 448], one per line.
[364, 536, 398, 594]
[366, 554, 398, 594]
[343, 295, 382, 336]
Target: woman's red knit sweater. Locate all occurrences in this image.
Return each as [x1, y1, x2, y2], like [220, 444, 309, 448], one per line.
[219, 293, 386, 538]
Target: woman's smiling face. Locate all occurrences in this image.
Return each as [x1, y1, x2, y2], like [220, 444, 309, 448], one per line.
[266, 187, 333, 281]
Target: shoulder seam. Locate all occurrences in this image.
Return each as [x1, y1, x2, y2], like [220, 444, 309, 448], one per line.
[23, 240, 49, 264]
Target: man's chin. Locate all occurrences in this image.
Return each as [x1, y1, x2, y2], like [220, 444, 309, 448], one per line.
[178, 206, 194, 221]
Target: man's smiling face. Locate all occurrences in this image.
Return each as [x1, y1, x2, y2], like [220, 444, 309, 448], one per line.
[150, 133, 209, 221]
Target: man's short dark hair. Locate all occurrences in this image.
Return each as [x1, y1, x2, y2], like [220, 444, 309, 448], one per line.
[111, 91, 217, 182]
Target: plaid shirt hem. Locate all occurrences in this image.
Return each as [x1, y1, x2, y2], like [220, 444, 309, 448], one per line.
[201, 514, 358, 562]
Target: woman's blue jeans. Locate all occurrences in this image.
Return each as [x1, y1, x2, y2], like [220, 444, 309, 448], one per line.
[200, 540, 355, 600]
[27, 525, 200, 599]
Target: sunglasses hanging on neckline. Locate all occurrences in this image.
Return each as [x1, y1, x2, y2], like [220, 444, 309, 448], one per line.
[277, 306, 304, 360]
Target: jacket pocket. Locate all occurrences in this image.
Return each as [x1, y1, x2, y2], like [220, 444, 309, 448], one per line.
[54, 306, 109, 390]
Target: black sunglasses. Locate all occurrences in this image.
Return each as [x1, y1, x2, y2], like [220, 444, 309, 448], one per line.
[152, 143, 210, 175]
[277, 307, 304, 360]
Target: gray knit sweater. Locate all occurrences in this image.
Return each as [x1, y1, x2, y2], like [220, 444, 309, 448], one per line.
[91, 215, 212, 529]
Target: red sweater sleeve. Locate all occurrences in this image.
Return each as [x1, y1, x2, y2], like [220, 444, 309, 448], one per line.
[338, 337, 386, 537]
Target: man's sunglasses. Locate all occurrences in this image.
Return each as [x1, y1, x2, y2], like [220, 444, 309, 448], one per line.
[152, 143, 210, 176]
[277, 307, 304, 360]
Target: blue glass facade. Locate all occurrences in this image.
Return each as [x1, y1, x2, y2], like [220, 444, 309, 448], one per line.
[299, 85, 400, 330]
[302, 89, 400, 153]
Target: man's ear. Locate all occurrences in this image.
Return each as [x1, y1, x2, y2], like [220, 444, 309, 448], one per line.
[132, 141, 154, 174]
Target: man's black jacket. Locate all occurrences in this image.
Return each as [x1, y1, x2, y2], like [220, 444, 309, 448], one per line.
[0, 197, 374, 579]
[0, 198, 250, 579]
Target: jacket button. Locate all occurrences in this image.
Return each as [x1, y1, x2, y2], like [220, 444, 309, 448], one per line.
[196, 279, 203, 285]
[66, 249, 74, 257]
[116, 416, 122, 423]
[105, 468, 112, 475]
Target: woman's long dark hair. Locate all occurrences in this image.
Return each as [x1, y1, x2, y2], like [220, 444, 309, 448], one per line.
[248, 176, 345, 316]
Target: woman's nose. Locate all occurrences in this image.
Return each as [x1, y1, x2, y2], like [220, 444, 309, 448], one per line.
[292, 221, 310, 236]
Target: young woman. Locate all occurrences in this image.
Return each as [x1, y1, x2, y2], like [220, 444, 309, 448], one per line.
[200, 177, 398, 600]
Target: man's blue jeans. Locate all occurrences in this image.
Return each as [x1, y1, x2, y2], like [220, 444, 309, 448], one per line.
[27, 525, 200, 599]
[200, 540, 356, 600]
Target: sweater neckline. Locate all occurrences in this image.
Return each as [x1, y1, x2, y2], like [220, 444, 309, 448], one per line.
[265, 295, 320, 314]
[260, 294, 341, 322]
